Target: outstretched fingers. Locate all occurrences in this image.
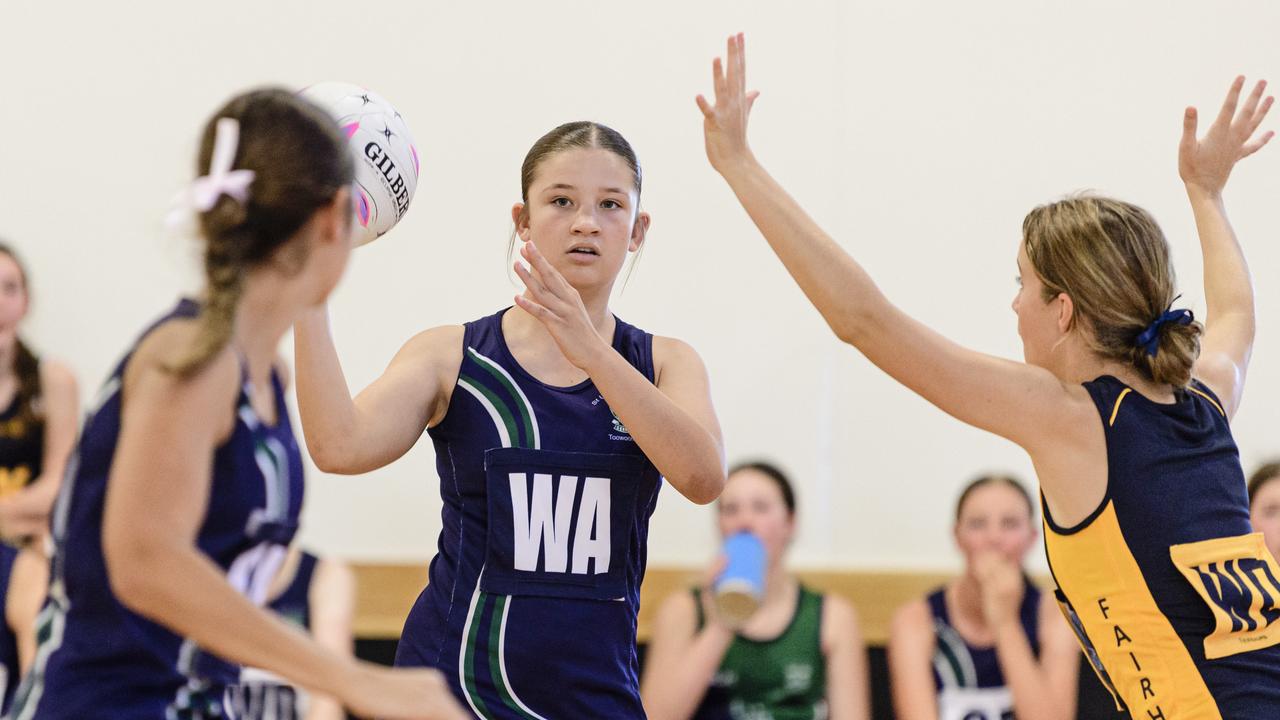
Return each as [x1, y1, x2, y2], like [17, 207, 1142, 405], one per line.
[1181, 106, 1199, 153]
[1237, 79, 1267, 127]
[1240, 129, 1275, 159]
[1215, 76, 1245, 128]
[696, 93, 714, 118]
[513, 260, 548, 299]
[1245, 93, 1274, 136]
[712, 56, 727, 105]
[521, 242, 567, 292]
[513, 294, 551, 321]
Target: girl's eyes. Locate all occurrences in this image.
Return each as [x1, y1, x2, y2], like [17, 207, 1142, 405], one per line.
[549, 197, 625, 210]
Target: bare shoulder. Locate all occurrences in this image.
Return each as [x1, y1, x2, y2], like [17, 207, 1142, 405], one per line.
[651, 335, 701, 363]
[402, 324, 465, 355]
[1026, 375, 1100, 445]
[653, 584, 700, 635]
[314, 554, 356, 591]
[129, 319, 236, 383]
[820, 592, 862, 651]
[821, 592, 860, 629]
[651, 335, 707, 383]
[889, 596, 934, 643]
[125, 319, 241, 430]
[37, 358, 77, 391]
[397, 324, 465, 374]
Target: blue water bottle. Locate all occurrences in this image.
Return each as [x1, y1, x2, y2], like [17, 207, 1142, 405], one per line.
[714, 531, 766, 627]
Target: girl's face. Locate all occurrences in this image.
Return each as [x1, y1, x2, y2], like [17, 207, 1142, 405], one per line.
[513, 147, 648, 295]
[0, 254, 29, 349]
[1012, 243, 1066, 371]
[954, 482, 1037, 570]
[716, 469, 795, 566]
[1251, 476, 1280, 561]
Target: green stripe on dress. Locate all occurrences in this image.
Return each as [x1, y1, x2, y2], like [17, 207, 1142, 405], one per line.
[467, 348, 538, 450]
[463, 593, 496, 719]
[459, 371, 523, 449]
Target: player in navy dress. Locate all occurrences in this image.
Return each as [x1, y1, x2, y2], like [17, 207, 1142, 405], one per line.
[700, 35, 1278, 718]
[225, 547, 356, 720]
[9, 88, 462, 720]
[889, 477, 1078, 720]
[294, 121, 727, 717]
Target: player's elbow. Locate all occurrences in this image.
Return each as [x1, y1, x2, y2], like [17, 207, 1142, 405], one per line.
[827, 306, 874, 347]
[307, 436, 365, 475]
[683, 469, 726, 505]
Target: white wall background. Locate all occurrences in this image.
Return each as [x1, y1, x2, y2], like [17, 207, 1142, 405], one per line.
[2, 1, 1277, 574]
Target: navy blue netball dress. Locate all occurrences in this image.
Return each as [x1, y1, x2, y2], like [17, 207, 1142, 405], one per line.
[11, 299, 304, 720]
[395, 308, 663, 719]
[928, 580, 1042, 720]
[1044, 376, 1280, 719]
[224, 550, 321, 720]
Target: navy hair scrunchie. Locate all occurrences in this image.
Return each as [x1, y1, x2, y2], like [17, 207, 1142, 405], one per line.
[1135, 307, 1194, 357]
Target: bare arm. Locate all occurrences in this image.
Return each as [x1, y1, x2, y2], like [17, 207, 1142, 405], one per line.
[970, 556, 1078, 720]
[0, 361, 79, 541]
[306, 556, 357, 720]
[821, 595, 870, 720]
[293, 307, 462, 474]
[887, 599, 939, 720]
[6, 546, 47, 674]
[696, 35, 1088, 460]
[103, 331, 463, 720]
[514, 242, 726, 504]
[1179, 77, 1274, 417]
[989, 606, 1078, 720]
[640, 590, 735, 720]
[1035, 591, 1081, 719]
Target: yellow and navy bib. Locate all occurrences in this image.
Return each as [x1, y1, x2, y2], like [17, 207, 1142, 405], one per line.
[1044, 375, 1280, 720]
[0, 388, 43, 498]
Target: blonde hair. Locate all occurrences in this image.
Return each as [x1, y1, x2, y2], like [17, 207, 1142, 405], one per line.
[1022, 195, 1201, 387]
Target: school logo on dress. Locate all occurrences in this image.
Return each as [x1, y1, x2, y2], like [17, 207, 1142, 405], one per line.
[0, 466, 31, 497]
[1170, 533, 1280, 659]
[783, 663, 814, 693]
[608, 409, 633, 442]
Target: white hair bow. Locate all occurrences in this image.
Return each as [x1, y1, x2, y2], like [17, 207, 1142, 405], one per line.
[166, 118, 256, 227]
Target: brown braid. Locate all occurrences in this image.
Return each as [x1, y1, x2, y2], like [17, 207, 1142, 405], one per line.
[166, 88, 354, 377]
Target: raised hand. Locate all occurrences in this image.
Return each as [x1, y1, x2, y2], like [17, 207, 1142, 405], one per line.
[513, 241, 611, 372]
[696, 33, 761, 175]
[1179, 76, 1274, 196]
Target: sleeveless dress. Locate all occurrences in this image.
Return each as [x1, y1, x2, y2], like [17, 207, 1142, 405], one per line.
[1044, 375, 1280, 719]
[395, 308, 663, 719]
[12, 299, 305, 720]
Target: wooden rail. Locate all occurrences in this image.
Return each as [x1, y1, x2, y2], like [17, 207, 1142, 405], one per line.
[354, 564, 1046, 645]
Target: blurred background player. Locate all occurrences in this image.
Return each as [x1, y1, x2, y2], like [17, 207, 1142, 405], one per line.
[642, 460, 870, 720]
[10, 88, 463, 720]
[225, 546, 356, 720]
[888, 475, 1078, 720]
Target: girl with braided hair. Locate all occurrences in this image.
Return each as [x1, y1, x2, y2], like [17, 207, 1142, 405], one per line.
[0, 243, 78, 544]
[0, 243, 78, 713]
[11, 88, 464, 720]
